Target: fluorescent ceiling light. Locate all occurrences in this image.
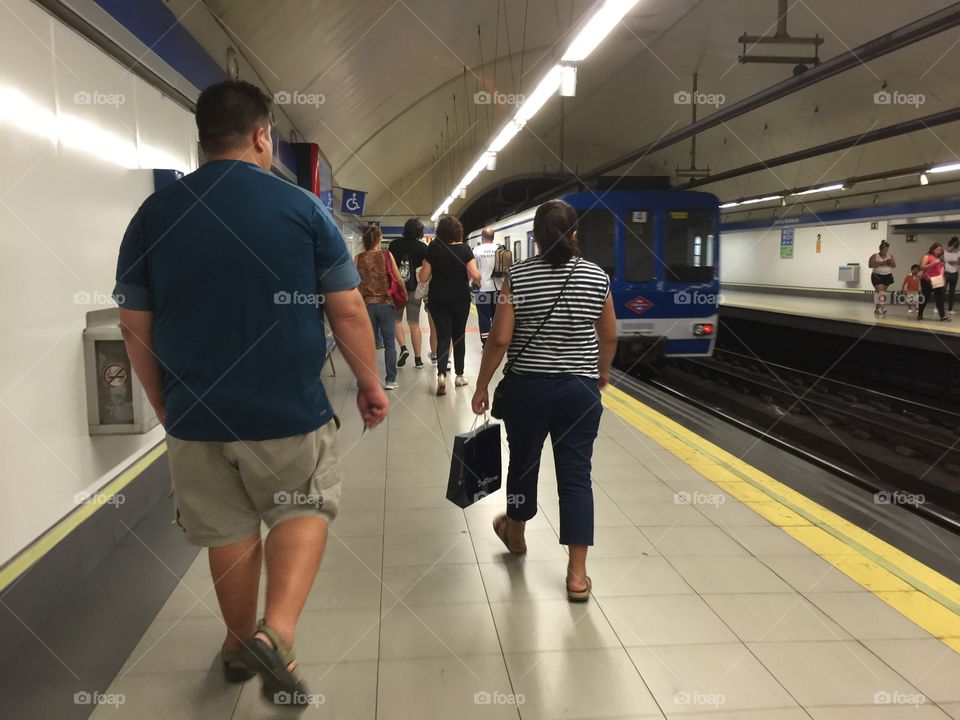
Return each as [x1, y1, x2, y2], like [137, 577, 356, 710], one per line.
[562, 0, 641, 62]
[928, 162, 960, 174]
[515, 66, 562, 126]
[791, 183, 844, 196]
[488, 122, 519, 153]
[719, 195, 781, 209]
[741, 194, 782, 205]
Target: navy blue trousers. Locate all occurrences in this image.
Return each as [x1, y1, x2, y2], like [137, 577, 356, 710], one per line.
[501, 374, 602, 545]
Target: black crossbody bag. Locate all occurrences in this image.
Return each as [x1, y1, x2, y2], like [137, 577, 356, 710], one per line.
[491, 259, 580, 419]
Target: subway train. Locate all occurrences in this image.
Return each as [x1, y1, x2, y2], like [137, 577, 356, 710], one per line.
[467, 189, 721, 365]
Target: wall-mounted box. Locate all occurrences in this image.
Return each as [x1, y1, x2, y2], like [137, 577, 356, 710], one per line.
[838, 264, 860, 283]
[83, 308, 159, 435]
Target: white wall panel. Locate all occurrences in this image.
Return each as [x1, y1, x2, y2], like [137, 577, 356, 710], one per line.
[720, 218, 960, 291]
[0, 0, 194, 564]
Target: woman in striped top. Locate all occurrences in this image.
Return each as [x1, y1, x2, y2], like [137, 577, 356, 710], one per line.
[472, 199, 617, 602]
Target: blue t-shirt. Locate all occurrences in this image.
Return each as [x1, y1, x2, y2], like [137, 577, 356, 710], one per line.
[114, 159, 359, 442]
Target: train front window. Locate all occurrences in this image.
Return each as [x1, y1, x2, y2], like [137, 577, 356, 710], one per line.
[624, 210, 654, 282]
[577, 209, 616, 279]
[664, 209, 716, 282]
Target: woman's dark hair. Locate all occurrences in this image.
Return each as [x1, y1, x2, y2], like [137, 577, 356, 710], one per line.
[533, 199, 580, 267]
[435, 216, 463, 244]
[929, 242, 943, 255]
[402, 218, 424, 241]
[878, 241, 889, 250]
[196, 80, 272, 155]
[362, 224, 382, 251]
[949, 236, 959, 249]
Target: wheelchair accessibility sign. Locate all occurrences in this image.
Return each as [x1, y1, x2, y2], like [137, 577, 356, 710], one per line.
[340, 189, 366, 216]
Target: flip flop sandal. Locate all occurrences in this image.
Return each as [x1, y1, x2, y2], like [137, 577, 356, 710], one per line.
[567, 576, 592, 603]
[245, 619, 310, 706]
[221, 646, 256, 683]
[493, 514, 527, 555]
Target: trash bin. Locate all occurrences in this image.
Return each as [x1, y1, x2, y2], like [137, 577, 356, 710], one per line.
[82, 308, 159, 435]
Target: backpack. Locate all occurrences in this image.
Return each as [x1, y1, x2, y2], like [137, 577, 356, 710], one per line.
[493, 245, 513, 278]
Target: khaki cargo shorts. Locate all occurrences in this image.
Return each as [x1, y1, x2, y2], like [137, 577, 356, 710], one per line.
[166, 420, 341, 547]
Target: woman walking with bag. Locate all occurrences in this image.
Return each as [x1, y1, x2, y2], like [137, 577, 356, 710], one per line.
[355, 225, 407, 389]
[418, 216, 481, 396]
[918, 242, 950, 323]
[471, 199, 617, 602]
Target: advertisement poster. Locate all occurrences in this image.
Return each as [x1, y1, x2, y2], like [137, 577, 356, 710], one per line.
[780, 227, 794, 259]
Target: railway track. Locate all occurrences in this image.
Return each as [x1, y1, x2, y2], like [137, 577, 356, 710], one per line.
[635, 349, 960, 531]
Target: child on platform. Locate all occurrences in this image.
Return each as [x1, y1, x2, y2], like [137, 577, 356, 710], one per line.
[902, 265, 922, 314]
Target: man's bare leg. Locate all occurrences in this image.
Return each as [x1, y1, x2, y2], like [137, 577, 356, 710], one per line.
[209, 534, 262, 652]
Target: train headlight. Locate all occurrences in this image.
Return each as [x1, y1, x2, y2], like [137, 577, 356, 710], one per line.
[693, 323, 714, 336]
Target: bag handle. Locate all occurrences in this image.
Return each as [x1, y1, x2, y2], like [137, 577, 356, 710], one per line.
[505, 258, 580, 374]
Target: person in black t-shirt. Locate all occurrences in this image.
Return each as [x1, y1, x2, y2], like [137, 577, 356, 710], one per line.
[388, 218, 429, 368]
[419, 216, 481, 396]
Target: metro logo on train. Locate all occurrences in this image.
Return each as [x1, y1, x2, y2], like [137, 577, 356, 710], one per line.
[626, 296, 654, 314]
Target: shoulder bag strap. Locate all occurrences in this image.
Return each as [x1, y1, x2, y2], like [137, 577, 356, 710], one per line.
[505, 258, 580, 373]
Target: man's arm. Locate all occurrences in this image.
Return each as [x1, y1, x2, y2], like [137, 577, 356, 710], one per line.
[323, 288, 388, 428]
[118, 309, 166, 425]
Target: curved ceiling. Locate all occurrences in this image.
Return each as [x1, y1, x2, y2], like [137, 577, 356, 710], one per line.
[199, 0, 960, 222]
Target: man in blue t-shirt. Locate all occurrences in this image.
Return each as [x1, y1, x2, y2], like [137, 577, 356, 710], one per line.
[114, 80, 387, 705]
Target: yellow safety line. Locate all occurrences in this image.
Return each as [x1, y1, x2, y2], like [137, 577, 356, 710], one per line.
[601, 386, 960, 652]
[0, 442, 167, 592]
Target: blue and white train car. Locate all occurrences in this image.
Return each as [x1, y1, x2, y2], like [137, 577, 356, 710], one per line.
[467, 189, 720, 362]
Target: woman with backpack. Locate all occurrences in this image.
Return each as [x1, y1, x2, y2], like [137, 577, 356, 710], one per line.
[388, 218, 428, 369]
[355, 224, 407, 389]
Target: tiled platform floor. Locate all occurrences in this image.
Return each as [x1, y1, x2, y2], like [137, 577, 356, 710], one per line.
[94, 315, 960, 719]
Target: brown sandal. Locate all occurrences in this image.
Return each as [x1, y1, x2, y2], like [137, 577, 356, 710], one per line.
[493, 514, 526, 555]
[567, 575, 592, 603]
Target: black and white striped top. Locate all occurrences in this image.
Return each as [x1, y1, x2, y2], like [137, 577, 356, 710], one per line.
[506, 256, 610, 378]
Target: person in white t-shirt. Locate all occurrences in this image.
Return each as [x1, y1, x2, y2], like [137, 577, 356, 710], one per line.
[473, 227, 499, 347]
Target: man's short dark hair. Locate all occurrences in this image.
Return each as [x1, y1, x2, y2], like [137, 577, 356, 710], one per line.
[196, 80, 272, 155]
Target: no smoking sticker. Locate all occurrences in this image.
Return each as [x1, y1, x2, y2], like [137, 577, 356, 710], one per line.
[102, 363, 128, 388]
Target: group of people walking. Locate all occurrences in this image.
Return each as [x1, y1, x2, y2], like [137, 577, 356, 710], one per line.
[869, 237, 959, 321]
[354, 218, 508, 395]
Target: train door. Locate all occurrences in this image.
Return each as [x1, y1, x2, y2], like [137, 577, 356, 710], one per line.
[527, 230, 535, 258]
